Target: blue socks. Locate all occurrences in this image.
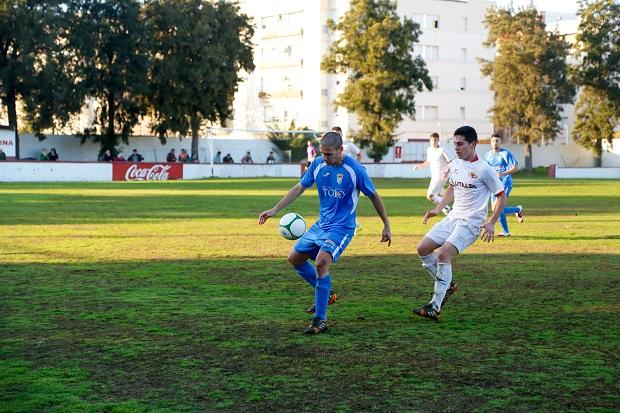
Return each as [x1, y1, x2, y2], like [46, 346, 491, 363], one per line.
[315, 275, 332, 320]
[294, 261, 317, 287]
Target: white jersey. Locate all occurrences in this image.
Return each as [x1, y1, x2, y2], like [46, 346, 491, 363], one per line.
[343, 140, 361, 157]
[427, 146, 449, 178]
[447, 157, 504, 227]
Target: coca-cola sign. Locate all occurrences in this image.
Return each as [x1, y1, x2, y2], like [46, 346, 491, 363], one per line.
[113, 162, 183, 181]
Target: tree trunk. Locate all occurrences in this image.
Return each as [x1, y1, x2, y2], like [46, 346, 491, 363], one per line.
[103, 92, 117, 153]
[7, 87, 19, 159]
[191, 113, 200, 162]
[524, 142, 533, 171]
[593, 138, 602, 167]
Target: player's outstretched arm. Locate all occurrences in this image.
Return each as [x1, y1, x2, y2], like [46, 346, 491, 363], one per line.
[480, 191, 507, 242]
[413, 160, 430, 170]
[423, 185, 454, 224]
[258, 183, 306, 225]
[368, 192, 391, 246]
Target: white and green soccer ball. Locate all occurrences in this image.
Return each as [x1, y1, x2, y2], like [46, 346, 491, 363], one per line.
[278, 213, 306, 240]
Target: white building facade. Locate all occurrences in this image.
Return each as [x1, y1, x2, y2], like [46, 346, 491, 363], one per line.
[232, 0, 495, 153]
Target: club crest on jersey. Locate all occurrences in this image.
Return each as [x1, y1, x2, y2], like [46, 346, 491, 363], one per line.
[469, 171, 478, 179]
[337, 174, 343, 184]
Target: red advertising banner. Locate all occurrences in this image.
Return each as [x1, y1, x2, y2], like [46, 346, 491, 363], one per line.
[394, 146, 402, 159]
[113, 162, 183, 181]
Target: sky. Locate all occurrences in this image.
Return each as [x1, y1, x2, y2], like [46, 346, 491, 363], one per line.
[494, 0, 579, 14]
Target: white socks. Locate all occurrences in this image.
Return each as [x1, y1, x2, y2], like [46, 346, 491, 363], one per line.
[419, 253, 438, 281]
[430, 263, 452, 311]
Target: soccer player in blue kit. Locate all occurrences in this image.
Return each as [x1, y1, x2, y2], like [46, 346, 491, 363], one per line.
[484, 134, 524, 237]
[258, 131, 392, 335]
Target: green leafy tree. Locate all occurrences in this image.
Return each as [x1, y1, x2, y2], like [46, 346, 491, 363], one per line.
[145, 0, 254, 161]
[68, 0, 150, 156]
[571, 0, 620, 166]
[572, 0, 620, 109]
[322, 0, 431, 162]
[266, 120, 315, 162]
[481, 6, 575, 170]
[572, 87, 617, 167]
[0, 1, 84, 158]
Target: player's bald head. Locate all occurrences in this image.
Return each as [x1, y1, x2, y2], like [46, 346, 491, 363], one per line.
[320, 131, 343, 149]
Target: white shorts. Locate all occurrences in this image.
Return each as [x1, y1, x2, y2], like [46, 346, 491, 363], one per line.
[425, 217, 480, 253]
[427, 177, 446, 197]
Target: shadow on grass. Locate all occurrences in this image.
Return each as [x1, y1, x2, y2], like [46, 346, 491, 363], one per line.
[1, 253, 619, 412]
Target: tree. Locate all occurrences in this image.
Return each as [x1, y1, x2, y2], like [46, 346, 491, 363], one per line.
[571, 0, 620, 166]
[322, 0, 431, 162]
[572, 87, 617, 167]
[68, 0, 150, 156]
[0, 1, 84, 158]
[145, 0, 254, 161]
[572, 0, 620, 109]
[481, 7, 575, 170]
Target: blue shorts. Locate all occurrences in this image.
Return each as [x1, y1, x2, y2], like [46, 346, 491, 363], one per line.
[294, 223, 354, 263]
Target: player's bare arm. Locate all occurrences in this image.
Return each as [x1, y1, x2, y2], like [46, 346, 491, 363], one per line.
[423, 185, 454, 224]
[499, 164, 518, 177]
[258, 183, 306, 224]
[368, 192, 392, 246]
[480, 191, 507, 242]
[413, 160, 430, 170]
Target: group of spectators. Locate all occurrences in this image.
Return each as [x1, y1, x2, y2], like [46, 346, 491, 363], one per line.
[166, 148, 195, 163]
[99, 149, 142, 162]
[212, 150, 277, 164]
[36, 148, 60, 161]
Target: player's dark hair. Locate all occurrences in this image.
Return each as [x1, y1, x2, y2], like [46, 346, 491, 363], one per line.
[331, 126, 343, 135]
[453, 126, 477, 143]
[430, 132, 439, 139]
[491, 133, 502, 139]
[321, 131, 343, 148]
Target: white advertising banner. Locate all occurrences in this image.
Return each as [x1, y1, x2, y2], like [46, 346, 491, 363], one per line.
[0, 127, 16, 157]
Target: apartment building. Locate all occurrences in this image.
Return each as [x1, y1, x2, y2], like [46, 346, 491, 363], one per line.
[231, 0, 494, 143]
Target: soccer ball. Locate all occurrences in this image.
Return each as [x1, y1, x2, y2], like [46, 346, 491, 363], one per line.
[279, 213, 306, 240]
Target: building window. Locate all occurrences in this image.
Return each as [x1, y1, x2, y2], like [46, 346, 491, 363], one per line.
[461, 48, 467, 61]
[321, 121, 328, 127]
[462, 17, 468, 32]
[460, 77, 466, 91]
[424, 106, 438, 120]
[460, 107, 466, 120]
[431, 76, 439, 90]
[426, 45, 439, 60]
[321, 89, 328, 97]
[413, 44, 423, 57]
[430, 15, 440, 29]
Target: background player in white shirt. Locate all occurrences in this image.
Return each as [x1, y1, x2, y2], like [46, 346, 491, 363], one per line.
[414, 133, 452, 212]
[332, 126, 362, 161]
[413, 126, 506, 321]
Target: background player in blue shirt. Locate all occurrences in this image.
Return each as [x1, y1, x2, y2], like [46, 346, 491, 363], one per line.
[484, 134, 525, 237]
[258, 132, 392, 335]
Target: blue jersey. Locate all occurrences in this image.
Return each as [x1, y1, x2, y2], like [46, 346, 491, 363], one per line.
[484, 148, 518, 188]
[300, 154, 376, 232]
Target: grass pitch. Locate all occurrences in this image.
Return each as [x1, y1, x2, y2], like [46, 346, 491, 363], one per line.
[0, 177, 619, 412]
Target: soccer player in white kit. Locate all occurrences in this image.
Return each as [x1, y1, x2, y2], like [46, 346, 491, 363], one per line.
[414, 132, 452, 213]
[413, 126, 506, 321]
[332, 126, 362, 161]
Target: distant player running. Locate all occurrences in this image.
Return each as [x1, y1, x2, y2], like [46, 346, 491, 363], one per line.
[484, 133, 524, 237]
[413, 126, 506, 321]
[258, 132, 391, 335]
[414, 132, 452, 213]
